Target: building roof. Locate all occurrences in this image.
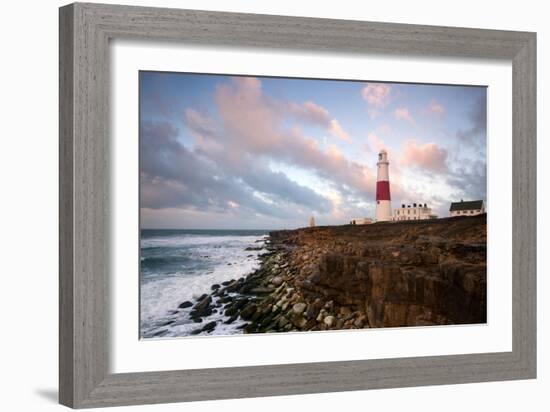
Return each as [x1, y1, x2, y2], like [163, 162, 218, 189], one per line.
[449, 200, 484, 211]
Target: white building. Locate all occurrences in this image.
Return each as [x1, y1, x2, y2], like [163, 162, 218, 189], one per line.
[449, 200, 485, 217]
[393, 203, 438, 221]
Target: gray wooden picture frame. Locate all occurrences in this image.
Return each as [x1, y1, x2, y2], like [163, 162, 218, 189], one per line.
[59, 2, 536, 408]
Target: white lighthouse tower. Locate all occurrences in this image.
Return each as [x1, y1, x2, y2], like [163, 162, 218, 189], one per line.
[375, 149, 392, 221]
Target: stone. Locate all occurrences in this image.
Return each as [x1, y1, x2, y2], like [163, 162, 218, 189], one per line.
[224, 314, 239, 324]
[278, 316, 289, 328]
[191, 296, 213, 318]
[290, 313, 307, 328]
[316, 309, 327, 322]
[292, 302, 307, 315]
[240, 303, 258, 320]
[339, 306, 352, 316]
[271, 276, 284, 287]
[249, 287, 274, 294]
[353, 318, 364, 328]
[324, 316, 335, 327]
[201, 321, 217, 333]
[178, 301, 193, 309]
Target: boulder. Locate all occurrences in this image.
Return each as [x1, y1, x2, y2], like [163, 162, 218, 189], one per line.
[292, 302, 307, 315]
[178, 301, 193, 309]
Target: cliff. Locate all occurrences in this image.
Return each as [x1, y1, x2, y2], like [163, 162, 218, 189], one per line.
[186, 214, 487, 334]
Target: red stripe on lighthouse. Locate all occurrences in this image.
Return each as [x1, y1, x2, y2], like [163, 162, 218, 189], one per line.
[376, 181, 391, 201]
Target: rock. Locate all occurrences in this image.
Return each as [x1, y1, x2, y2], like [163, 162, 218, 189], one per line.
[240, 303, 258, 320]
[224, 314, 239, 324]
[211, 284, 221, 291]
[292, 302, 307, 315]
[353, 318, 364, 328]
[278, 316, 289, 328]
[316, 309, 327, 322]
[305, 305, 320, 320]
[178, 301, 193, 309]
[244, 324, 257, 333]
[339, 306, 352, 316]
[201, 321, 217, 333]
[290, 313, 307, 328]
[249, 287, 274, 294]
[190, 295, 212, 317]
[271, 276, 284, 287]
[229, 215, 486, 333]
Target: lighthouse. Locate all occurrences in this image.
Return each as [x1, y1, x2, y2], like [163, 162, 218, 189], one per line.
[375, 149, 392, 221]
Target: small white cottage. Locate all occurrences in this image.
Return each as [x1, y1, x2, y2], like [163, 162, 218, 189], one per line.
[449, 200, 485, 217]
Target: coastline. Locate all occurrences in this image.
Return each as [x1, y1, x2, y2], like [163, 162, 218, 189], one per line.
[174, 214, 487, 336]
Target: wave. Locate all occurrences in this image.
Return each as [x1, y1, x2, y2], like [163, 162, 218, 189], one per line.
[139, 232, 267, 337]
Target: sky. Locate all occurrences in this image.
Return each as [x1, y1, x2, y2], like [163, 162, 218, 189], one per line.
[139, 71, 487, 230]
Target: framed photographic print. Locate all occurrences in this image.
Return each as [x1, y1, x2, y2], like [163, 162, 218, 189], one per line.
[59, 2, 536, 408]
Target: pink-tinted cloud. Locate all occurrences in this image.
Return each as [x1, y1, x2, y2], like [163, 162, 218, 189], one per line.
[361, 83, 391, 107]
[394, 107, 413, 122]
[328, 119, 350, 142]
[399, 139, 448, 173]
[207, 77, 375, 195]
[427, 100, 445, 115]
[287, 101, 351, 142]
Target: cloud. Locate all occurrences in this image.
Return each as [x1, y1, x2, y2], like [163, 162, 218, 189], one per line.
[287, 101, 351, 142]
[361, 83, 391, 107]
[184, 108, 217, 137]
[141, 119, 331, 220]
[457, 95, 486, 143]
[394, 107, 413, 122]
[212, 77, 375, 196]
[328, 119, 350, 142]
[427, 100, 445, 115]
[142, 75, 486, 227]
[399, 139, 448, 173]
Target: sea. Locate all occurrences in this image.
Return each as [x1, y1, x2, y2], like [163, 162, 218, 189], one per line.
[140, 229, 269, 338]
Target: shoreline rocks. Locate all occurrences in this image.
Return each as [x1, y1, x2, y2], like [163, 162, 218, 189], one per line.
[177, 214, 487, 335]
